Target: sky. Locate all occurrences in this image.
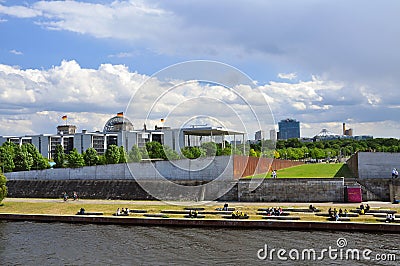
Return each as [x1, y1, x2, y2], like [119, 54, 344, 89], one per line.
[0, 0, 400, 138]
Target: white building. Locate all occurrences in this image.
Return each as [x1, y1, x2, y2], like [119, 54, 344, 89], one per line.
[0, 114, 245, 159]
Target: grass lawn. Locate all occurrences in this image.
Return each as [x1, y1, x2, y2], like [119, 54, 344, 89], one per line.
[247, 163, 354, 178]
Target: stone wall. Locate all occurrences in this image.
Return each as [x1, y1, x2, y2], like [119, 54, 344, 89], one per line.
[237, 178, 345, 202]
[356, 178, 400, 201]
[389, 183, 400, 202]
[6, 178, 346, 202]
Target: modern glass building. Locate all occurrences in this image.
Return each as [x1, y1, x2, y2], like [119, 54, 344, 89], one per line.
[278, 118, 300, 140]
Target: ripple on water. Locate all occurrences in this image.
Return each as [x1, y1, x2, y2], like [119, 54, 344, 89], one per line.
[0, 221, 399, 266]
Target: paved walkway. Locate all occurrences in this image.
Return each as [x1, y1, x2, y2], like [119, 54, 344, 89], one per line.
[3, 198, 399, 208]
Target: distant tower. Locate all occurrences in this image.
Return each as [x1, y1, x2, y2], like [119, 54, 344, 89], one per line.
[343, 122, 353, 136]
[278, 118, 300, 140]
[255, 130, 265, 141]
[269, 129, 277, 141]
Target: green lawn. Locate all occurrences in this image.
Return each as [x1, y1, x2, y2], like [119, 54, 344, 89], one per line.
[248, 163, 354, 178]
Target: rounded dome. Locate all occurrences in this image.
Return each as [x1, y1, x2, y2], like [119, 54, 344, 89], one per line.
[103, 116, 134, 132]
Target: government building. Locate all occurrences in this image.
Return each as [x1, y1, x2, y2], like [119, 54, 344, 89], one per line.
[0, 113, 245, 160]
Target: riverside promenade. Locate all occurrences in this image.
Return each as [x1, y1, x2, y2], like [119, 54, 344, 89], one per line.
[1, 198, 400, 233]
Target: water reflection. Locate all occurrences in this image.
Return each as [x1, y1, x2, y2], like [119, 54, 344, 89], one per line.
[0, 221, 399, 265]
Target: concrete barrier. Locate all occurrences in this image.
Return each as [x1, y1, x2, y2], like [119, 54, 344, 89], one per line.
[5, 156, 234, 182]
[238, 178, 345, 202]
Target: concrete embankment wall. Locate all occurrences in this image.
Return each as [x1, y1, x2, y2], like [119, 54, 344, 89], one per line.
[6, 178, 345, 202]
[5, 156, 234, 181]
[238, 178, 345, 202]
[6, 156, 304, 181]
[355, 178, 400, 201]
[5, 179, 238, 201]
[2, 214, 399, 233]
[6, 180, 239, 201]
[347, 152, 400, 179]
[4, 156, 345, 202]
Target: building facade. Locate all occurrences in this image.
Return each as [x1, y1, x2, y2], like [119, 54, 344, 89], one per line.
[278, 118, 300, 140]
[0, 115, 245, 160]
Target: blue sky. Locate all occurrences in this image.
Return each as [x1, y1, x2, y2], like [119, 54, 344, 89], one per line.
[0, 0, 400, 138]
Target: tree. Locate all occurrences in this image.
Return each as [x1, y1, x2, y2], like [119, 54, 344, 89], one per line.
[220, 147, 232, 156]
[97, 155, 107, 165]
[67, 148, 85, 168]
[181, 146, 205, 159]
[54, 144, 65, 168]
[83, 148, 99, 166]
[201, 142, 217, 157]
[139, 146, 149, 159]
[145, 141, 165, 159]
[118, 146, 127, 163]
[24, 143, 49, 170]
[163, 145, 180, 160]
[0, 171, 7, 203]
[128, 145, 142, 162]
[0, 143, 15, 172]
[249, 148, 258, 157]
[13, 146, 33, 171]
[105, 145, 120, 164]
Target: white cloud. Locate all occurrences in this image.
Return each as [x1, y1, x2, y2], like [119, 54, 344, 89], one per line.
[0, 61, 274, 137]
[108, 52, 135, 58]
[0, 4, 41, 18]
[1, 61, 400, 138]
[0, 18, 7, 23]
[0, 60, 147, 133]
[278, 72, 297, 80]
[292, 102, 306, 111]
[9, 49, 23, 55]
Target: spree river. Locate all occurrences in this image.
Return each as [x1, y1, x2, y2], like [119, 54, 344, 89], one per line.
[0, 221, 399, 265]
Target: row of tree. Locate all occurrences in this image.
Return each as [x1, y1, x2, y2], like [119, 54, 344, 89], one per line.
[0, 142, 49, 173]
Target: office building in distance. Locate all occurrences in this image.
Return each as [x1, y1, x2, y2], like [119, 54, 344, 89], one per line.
[277, 118, 300, 140]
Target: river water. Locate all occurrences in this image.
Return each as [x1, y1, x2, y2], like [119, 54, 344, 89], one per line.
[0, 221, 399, 265]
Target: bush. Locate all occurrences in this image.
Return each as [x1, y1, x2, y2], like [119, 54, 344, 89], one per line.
[0, 172, 7, 203]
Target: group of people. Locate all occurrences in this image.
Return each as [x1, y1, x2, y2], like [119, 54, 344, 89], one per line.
[359, 203, 370, 214]
[328, 207, 349, 221]
[385, 213, 396, 223]
[271, 170, 277, 178]
[115, 207, 130, 216]
[188, 210, 199, 218]
[264, 207, 283, 216]
[232, 210, 248, 218]
[62, 191, 79, 201]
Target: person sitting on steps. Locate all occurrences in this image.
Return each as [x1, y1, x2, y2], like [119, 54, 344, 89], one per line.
[78, 208, 85, 215]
